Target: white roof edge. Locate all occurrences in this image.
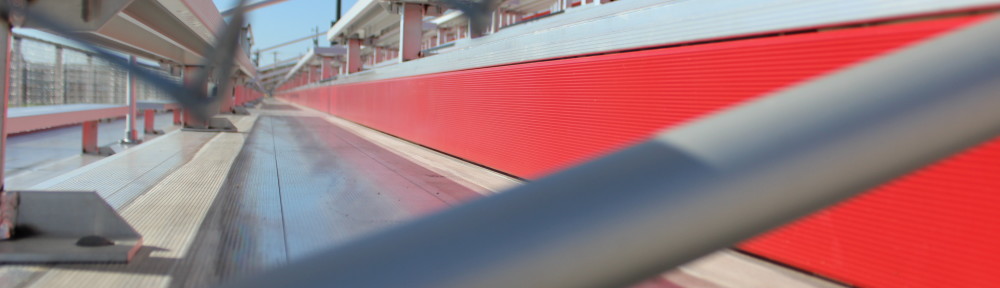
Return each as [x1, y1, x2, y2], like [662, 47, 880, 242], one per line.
[327, 0, 380, 42]
[430, 10, 463, 25]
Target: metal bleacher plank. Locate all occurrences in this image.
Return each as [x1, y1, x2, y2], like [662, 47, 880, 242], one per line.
[7, 104, 128, 134]
[22, 118, 255, 288]
[172, 110, 482, 286]
[170, 115, 288, 287]
[4, 112, 178, 189]
[31, 131, 217, 210]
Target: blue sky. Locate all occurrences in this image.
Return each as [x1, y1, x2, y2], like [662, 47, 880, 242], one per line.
[215, 0, 358, 67]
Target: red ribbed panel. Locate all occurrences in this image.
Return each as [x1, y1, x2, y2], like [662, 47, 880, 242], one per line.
[280, 16, 994, 287]
[742, 139, 1000, 287]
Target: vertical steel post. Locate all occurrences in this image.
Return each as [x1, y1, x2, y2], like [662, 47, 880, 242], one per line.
[347, 38, 361, 73]
[321, 57, 333, 79]
[87, 53, 95, 103]
[0, 19, 10, 189]
[81, 121, 99, 154]
[399, 3, 423, 62]
[173, 109, 182, 125]
[54, 46, 64, 104]
[182, 65, 207, 128]
[123, 55, 139, 143]
[143, 109, 155, 134]
[219, 77, 234, 114]
[489, 10, 496, 34]
[234, 83, 243, 106]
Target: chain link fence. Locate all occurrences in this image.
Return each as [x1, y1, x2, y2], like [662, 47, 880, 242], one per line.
[8, 35, 181, 107]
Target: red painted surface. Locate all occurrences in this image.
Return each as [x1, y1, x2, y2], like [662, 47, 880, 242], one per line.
[144, 109, 156, 133]
[280, 16, 996, 287]
[521, 11, 551, 21]
[81, 120, 99, 154]
[173, 109, 182, 125]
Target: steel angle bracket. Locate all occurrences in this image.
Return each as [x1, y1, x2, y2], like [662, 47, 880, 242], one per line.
[0, 191, 142, 263]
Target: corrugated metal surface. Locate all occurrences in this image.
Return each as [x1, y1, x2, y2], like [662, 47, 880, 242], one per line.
[280, 15, 996, 287]
[741, 139, 1000, 287]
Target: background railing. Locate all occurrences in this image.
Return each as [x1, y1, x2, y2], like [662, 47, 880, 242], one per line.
[8, 34, 180, 107]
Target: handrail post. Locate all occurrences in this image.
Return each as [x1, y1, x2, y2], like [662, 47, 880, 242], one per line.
[122, 55, 139, 143]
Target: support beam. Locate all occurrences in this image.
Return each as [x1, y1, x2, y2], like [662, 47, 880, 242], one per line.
[219, 78, 234, 114]
[143, 109, 156, 134]
[399, 3, 423, 62]
[347, 38, 362, 73]
[235, 84, 244, 106]
[81, 121, 99, 154]
[182, 66, 208, 128]
[54, 46, 64, 104]
[173, 109, 182, 125]
[123, 56, 139, 143]
[0, 20, 10, 189]
[322, 57, 335, 79]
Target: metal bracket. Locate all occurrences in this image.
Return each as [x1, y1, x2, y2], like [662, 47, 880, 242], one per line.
[0, 191, 142, 263]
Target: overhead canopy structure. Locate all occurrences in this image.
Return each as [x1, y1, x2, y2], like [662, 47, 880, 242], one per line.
[264, 47, 347, 89]
[18, 0, 257, 77]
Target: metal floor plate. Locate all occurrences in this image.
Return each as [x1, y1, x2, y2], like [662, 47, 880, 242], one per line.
[171, 114, 480, 287]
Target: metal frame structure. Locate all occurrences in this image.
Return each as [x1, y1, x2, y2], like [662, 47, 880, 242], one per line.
[0, 0, 264, 262]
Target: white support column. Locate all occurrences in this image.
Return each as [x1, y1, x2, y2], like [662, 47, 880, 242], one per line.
[123, 55, 139, 143]
[347, 38, 362, 73]
[399, 3, 423, 62]
[490, 10, 497, 34]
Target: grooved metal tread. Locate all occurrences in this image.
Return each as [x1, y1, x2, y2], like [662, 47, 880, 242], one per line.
[171, 114, 482, 287]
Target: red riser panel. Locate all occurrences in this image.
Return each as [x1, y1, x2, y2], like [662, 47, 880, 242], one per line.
[742, 138, 1000, 287]
[281, 16, 994, 287]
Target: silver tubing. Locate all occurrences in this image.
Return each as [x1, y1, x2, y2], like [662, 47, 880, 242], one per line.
[227, 16, 1000, 288]
[123, 55, 138, 143]
[0, 18, 10, 188]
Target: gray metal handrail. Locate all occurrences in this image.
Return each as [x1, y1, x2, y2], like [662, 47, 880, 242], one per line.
[224, 15, 1000, 288]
